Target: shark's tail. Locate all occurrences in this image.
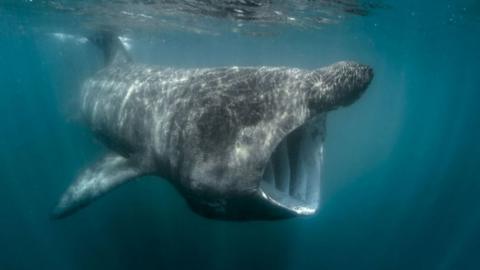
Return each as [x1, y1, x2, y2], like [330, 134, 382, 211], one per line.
[88, 30, 132, 66]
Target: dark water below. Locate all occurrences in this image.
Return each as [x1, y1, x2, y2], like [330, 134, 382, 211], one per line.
[1, 1, 480, 269]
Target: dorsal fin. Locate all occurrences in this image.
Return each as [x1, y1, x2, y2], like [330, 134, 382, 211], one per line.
[88, 30, 132, 66]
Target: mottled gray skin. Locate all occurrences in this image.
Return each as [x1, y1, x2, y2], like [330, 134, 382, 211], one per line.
[52, 37, 373, 220]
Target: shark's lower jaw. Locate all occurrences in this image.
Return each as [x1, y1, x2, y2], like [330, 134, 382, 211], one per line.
[258, 118, 324, 217]
[186, 117, 325, 221]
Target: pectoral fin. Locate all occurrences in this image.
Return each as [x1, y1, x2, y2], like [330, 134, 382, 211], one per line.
[51, 153, 142, 219]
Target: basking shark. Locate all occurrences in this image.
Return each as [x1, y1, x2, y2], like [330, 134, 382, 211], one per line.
[52, 33, 373, 220]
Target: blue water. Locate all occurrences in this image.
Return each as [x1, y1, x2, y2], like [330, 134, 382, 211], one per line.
[1, 1, 480, 269]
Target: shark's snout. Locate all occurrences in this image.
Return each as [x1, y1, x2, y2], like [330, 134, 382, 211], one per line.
[337, 62, 374, 105]
[307, 61, 374, 112]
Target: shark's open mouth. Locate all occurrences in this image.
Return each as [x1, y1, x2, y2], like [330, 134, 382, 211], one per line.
[258, 117, 324, 216]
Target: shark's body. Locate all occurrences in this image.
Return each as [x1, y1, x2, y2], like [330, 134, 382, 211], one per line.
[52, 34, 373, 220]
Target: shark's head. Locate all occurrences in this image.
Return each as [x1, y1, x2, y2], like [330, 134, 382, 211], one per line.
[178, 61, 374, 221]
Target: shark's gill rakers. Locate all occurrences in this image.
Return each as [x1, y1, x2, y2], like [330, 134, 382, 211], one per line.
[52, 32, 374, 220]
